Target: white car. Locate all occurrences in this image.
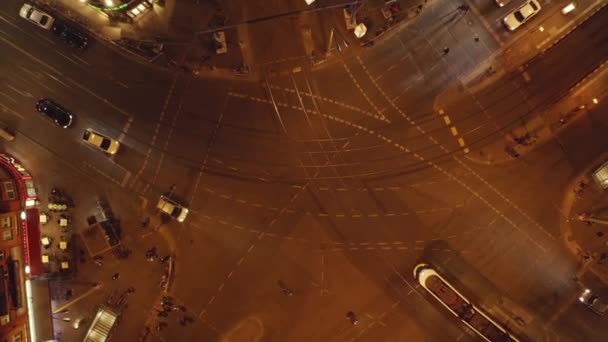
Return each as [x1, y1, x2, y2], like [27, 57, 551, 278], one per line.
[82, 129, 120, 154]
[19, 4, 55, 30]
[503, 0, 541, 31]
[157, 196, 189, 222]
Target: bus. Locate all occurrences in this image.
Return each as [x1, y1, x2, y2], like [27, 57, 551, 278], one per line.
[414, 263, 520, 342]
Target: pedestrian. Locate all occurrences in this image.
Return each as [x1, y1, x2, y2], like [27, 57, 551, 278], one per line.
[457, 4, 470, 13]
[346, 311, 359, 325]
[442, 47, 450, 55]
[112, 272, 120, 280]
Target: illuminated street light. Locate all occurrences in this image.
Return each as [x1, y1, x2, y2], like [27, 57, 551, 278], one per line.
[104, 0, 114, 6]
[305, 0, 315, 4]
[539, 26, 544, 32]
[593, 98, 599, 104]
[562, 3, 576, 14]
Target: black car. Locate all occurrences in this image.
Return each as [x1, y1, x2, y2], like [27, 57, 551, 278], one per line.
[52, 22, 88, 49]
[36, 99, 74, 128]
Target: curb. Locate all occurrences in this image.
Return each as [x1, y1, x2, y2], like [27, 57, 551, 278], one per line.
[559, 152, 608, 277]
[32, 0, 250, 80]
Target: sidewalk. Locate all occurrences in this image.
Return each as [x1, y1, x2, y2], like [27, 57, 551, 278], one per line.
[461, 0, 608, 92]
[310, 0, 425, 70]
[33, 0, 248, 79]
[561, 150, 608, 285]
[464, 59, 608, 166]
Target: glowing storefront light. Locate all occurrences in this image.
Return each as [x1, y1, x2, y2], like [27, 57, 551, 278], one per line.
[26, 280, 37, 342]
[562, 3, 576, 14]
[0, 154, 38, 206]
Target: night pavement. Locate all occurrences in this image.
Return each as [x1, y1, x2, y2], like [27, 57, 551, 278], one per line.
[2, 0, 608, 341]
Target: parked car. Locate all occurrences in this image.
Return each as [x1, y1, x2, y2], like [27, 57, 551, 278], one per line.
[36, 99, 73, 128]
[503, 0, 541, 31]
[82, 129, 120, 154]
[53, 22, 88, 49]
[19, 4, 55, 30]
[157, 196, 188, 222]
[579, 289, 608, 315]
[495, 0, 513, 7]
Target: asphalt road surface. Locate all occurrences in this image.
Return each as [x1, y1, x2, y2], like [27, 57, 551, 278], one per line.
[1, 0, 608, 341]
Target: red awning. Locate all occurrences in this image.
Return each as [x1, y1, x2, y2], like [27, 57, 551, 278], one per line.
[24, 208, 43, 276]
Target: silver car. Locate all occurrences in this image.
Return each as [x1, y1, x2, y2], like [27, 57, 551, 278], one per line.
[19, 4, 55, 30]
[157, 195, 189, 222]
[503, 0, 541, 31]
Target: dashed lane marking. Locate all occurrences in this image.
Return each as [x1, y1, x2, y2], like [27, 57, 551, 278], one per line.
[341, 62, 391, 122]
[84, 162, 122, 186]
[354, 57, 552, 252]
[130, 75, 178, 190]
[265, 84, 391, 123]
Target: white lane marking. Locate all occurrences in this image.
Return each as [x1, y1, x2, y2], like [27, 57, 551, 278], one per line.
[120, 171, 131, 188]
[0, 14, 23, 30]
[117, 117, 133, 144]
[17, 65, 44, 80]
[63, 76, 131, 118]
[0, 34, 62, 75]
[116, 81, 129, 88]
[6, 84, 34, 98]
[56, 51, 80, 65]
[0, 101, 24, 118]
[0, 92, 18, 104]
[71, 54, 90, 66]
[108, 76, 129, 88]
[130, 75, 179, 189]
[35, 32, 56, 45]
[44, 72, 70, 88]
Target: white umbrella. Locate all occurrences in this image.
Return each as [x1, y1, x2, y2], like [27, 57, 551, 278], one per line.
[354, 23, 367, 38]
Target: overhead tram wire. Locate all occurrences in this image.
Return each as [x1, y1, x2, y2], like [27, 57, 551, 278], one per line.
[39, 51, 598, 182]
[194, 0, 367, 35]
